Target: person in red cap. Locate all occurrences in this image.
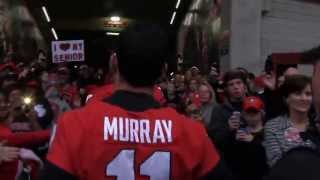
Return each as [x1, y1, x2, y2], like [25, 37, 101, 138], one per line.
[226, 96, 268, 180]
[238, 96, 265, 139]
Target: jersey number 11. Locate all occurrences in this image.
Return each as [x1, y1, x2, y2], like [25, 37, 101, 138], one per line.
[106, 149, 171, 180]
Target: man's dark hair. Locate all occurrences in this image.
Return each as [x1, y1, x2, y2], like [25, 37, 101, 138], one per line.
[235, 67, 249, 75]
[279, 74, 311, 98]
[0, 89, 7, 98]
[223, 70, 247, 87]
[248, 73, 255, 80]
[276, 64, 298, 77]
[266, 147, 320, 180]
[301, 45, 320, 64]
[117, 22, 168, 87]
[264, 55, 274, 73]
[3, 83, 24, 100]
[37, 49, 46, 58]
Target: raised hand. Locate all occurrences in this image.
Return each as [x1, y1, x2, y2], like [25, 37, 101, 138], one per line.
[0, 142, 20, 164]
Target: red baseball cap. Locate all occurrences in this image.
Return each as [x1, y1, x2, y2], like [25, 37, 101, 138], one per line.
[243, 96, 264, 111]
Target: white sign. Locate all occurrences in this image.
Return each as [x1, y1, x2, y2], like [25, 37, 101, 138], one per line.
[52, 40, 85, 63]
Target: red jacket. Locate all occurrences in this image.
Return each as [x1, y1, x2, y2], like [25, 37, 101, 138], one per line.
[47, 101, 219, 179]
[0, 124, 50, 180]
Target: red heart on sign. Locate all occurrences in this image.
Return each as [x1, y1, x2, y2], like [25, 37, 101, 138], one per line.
[60, 43, 70, 51]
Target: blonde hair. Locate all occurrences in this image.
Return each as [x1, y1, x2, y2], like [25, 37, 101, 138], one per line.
[198, 81, 216, 103]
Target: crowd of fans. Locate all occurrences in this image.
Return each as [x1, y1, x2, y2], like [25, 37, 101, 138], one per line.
[1, 41, 320, 179]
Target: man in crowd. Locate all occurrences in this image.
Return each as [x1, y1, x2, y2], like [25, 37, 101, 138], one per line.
[207, 70, 249, 175]
[265, 147, 320, 180]
[297, 45, 320, 120]
[207, 70, 248, 149]
[315, 60, 320, 115]
[40, 23, 234, 180]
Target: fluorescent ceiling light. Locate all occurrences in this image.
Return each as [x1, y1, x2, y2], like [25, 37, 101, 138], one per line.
[175, 0, 181, 9]
[170, 12, 177, 25]
[42, 6, 51, 22]
[110, 16, 121, 22]
[51, 28, 58, 40]
[106, 32, 120, 36]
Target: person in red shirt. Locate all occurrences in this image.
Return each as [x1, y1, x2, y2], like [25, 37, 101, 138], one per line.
[40, 23, 234, 180]
[0, 90, 50, 180]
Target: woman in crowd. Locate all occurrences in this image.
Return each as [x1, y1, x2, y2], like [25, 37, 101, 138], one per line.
[185, 103, 202, 122]
[183, 77, 200, 108]
[198, 81, 216, 127]
[173, 74, 186, 113]
[24, 80, 54, 130]
[6, 83, 42, 132]
[264, 75, 320, 167]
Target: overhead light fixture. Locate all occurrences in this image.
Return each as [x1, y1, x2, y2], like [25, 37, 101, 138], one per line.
[110, 16, 121, 22]
[106, 32, 120, 36]
[51, 28, 58, 40]
[170, 11, 177, 25]
[175, 0, 181, 9]
[42, 6, 51, 22]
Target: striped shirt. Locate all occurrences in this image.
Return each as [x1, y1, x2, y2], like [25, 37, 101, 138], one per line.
[263, 115, 315, 167]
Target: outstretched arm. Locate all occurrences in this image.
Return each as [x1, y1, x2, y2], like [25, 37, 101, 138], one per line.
[313, 61, 320, 113]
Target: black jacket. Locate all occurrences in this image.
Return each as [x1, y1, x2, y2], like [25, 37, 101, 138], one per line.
[207, 99, 243, 152]
[229, 130, 268, 180]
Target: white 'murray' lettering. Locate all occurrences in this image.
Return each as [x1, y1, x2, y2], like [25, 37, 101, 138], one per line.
[153, 120, 165, 143]
[140, 120, 151, 143]
[162, 120, 172, 143]
[104, 116, 172, 144]
[130, 119, 139, 143]
[104, 117, 118, 141]
[119, 117, 129, 141]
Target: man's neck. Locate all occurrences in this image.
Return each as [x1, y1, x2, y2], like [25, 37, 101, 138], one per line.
[229, 96, 244, 103]
[115, 81, 153, 96]
[228, 97, 243, 111]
